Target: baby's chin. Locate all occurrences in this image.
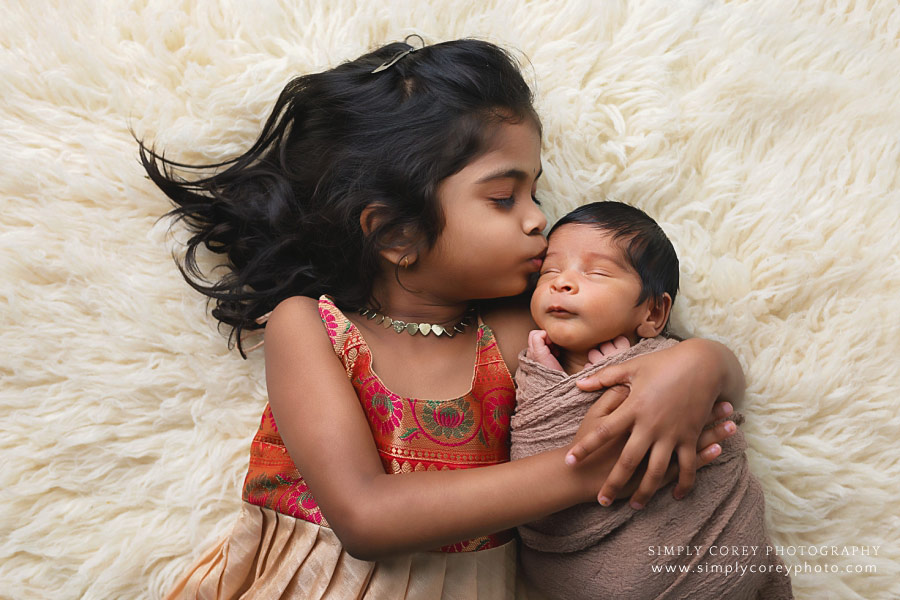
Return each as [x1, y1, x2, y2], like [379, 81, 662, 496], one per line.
[537, 323, 598, 353]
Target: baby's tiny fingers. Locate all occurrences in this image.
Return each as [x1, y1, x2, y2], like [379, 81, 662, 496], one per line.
[528, 330, 544, 353]
[598, 336, 630, 358]
[599, 340, 618, 356]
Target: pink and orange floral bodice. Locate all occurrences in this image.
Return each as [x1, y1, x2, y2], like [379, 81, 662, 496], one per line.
[242, 295, 516, 552]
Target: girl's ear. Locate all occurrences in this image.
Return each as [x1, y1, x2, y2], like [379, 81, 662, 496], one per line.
[636, 293, 673, 339]
[359, 204, 386, 236]
[359, 204, 419, 267]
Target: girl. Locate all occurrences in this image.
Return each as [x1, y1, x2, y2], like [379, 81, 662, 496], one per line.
[140, 38, 742, 598]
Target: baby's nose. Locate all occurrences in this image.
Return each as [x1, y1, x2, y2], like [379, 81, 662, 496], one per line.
[550, 275, 576, 293]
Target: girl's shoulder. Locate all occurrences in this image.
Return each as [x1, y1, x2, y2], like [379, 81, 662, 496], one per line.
[267, 295, 321, 325]
[480, 295, 536, 374]
[262, 295, 356, 413]
[263, 295, 333, 349]
[264, 295, 356, 359]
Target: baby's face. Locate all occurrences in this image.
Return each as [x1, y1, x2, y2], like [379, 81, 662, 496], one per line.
[531, 224, 648, 352]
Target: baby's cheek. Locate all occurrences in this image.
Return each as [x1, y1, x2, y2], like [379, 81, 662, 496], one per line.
[529, 287, 549, 327]
[531, 309, 550, 332]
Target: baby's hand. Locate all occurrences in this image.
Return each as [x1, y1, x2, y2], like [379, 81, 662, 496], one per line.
[527, 330, 564, 371]
[585, 336, 631, 368]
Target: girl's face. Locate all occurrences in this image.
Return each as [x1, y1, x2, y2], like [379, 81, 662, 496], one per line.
[418, 120, 548, 301]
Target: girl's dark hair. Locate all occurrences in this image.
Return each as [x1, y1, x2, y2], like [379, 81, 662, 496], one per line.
[138, 38, 539, 357]
[548, 201, 679, 311]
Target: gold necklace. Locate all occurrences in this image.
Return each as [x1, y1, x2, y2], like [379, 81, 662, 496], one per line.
[357, 306, 476, 338]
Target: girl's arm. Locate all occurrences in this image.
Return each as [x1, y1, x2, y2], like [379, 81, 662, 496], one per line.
[571, 338, 745, 509]
[264, 297, 731, 560]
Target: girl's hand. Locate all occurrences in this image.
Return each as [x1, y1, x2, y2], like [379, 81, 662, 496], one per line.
[569, 390, 735, 504]
[566, 338, 744, 509]
[610, 420, 734, 502]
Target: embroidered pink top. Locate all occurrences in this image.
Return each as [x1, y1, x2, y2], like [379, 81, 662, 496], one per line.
[241, 295, 517, 552]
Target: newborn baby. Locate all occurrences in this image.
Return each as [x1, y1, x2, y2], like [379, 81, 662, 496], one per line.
[511, 201, 792, 600]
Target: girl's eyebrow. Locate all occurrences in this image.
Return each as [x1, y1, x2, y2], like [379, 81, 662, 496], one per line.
[475, 166, 543, 184]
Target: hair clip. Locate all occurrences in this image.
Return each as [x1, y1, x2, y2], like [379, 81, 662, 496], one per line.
[371, 34, 425, 74]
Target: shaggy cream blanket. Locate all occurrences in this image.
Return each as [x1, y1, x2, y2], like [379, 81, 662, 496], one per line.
[1, 1, 898, 599]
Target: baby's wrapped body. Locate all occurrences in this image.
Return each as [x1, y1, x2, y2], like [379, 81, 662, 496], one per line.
[511, 337, 793, 600]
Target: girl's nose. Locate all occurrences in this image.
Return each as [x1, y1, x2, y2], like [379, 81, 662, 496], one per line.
[523, 201, 547, 235]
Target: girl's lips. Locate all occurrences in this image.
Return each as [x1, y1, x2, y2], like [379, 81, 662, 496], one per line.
[547, 306, 574, 316]
[529, 248, 547, 270]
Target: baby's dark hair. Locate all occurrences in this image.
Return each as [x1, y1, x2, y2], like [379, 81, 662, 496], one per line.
[138, 38, 539, 357]
[548, 201, 679, 314]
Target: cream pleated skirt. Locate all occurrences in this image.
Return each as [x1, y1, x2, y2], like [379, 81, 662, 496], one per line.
[166, 503, 544, 600]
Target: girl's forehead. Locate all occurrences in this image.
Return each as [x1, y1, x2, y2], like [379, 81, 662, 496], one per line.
[464, 121, 542, 177]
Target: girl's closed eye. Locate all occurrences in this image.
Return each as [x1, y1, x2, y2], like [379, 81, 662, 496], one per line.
[491, 194, 517, 208]
[490, 192, 542, 208]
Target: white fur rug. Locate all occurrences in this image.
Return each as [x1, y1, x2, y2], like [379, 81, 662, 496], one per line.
[2, 1, 898, 598]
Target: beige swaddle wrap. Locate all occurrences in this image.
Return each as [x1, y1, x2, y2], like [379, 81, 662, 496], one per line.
[510, 337, 792, 600]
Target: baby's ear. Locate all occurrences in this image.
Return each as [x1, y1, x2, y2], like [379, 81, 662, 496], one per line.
[636, 293, 672, 338]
